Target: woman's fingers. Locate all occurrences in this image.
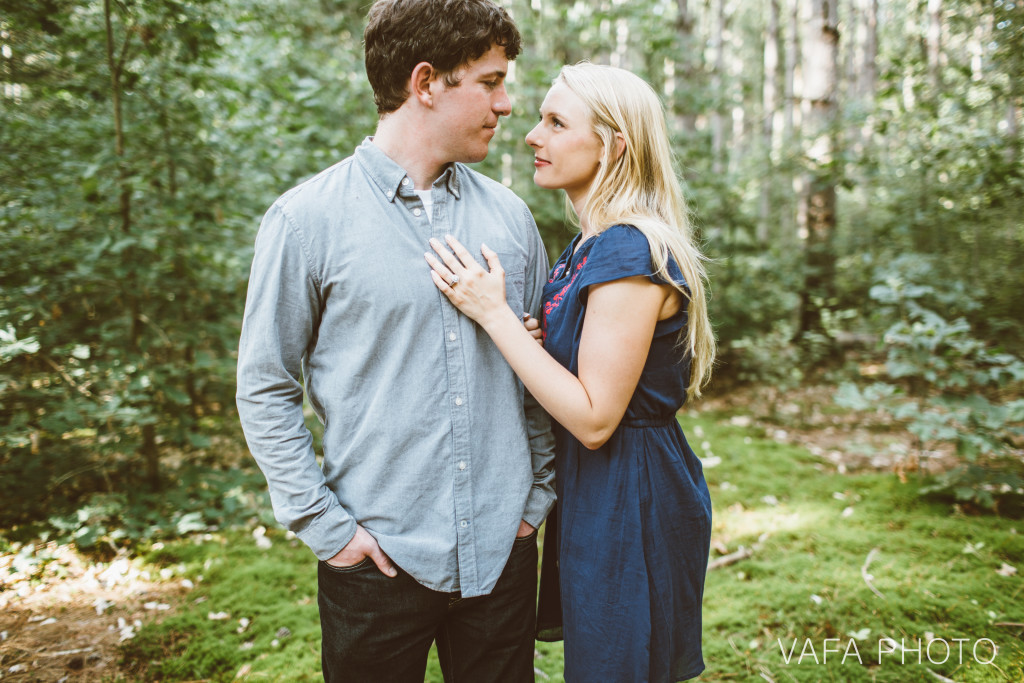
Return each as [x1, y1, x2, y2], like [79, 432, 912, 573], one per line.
[429, 237, 468, 275]
[430, 269, 457, 298]
[479, 241, 505, 277]
[444, 235, 475, 265]
[423, 251, 458, 286]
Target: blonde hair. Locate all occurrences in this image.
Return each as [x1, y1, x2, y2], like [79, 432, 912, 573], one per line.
[556, 62, 716, 400]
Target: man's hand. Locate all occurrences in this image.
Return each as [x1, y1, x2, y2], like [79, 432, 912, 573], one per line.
[516, 519, 536, 538]
[326, 525, 397, 577]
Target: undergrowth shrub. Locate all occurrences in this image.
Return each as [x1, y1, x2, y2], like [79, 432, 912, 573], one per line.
[837, 256, 1024, 511]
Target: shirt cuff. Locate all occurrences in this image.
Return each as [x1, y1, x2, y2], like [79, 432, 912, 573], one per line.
[521, 486, 556, 530]
[297, 506, 358, 561]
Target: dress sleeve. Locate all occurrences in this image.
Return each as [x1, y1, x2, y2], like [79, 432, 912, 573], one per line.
[575, 224, 688, 305]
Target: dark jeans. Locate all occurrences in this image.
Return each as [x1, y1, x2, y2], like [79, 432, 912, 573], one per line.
[318, 532, 538, 683]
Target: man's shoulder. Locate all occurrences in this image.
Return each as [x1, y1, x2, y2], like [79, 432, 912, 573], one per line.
[455, 164, 529, 213]
[273, 155, 359, 214]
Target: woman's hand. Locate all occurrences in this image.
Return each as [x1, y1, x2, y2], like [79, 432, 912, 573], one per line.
[425, 235, 513, 328]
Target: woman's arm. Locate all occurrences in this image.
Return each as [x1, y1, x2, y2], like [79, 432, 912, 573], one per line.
[427, 236, 669, 450]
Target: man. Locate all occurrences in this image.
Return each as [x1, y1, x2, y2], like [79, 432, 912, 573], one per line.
[235, 0, 555, 681]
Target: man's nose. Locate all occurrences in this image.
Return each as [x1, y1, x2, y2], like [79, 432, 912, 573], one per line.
[494, 85, 512, 116]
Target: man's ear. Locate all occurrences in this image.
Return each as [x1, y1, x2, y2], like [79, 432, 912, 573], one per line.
[410, 61, 436, 107]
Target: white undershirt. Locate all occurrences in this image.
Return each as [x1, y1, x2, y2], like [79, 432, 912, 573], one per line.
[415, 189, 434, 225]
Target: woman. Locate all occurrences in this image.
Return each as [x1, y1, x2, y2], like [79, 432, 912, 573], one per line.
[425, 63, 715, 682]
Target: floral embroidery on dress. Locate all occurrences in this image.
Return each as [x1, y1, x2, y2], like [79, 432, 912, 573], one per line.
[543, 257, 587, 319]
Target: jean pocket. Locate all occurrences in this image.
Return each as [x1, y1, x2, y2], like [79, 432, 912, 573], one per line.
[513, 529, 538, 546]
[320, 556, 374, 574]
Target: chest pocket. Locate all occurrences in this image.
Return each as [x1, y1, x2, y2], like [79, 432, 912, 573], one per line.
[496, 251, 526, 315]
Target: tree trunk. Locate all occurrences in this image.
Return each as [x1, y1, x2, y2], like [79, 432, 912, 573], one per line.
[758, 0, 781, 244]
[784, 0, 800, 146]
[927, 0, 942, 92]
[858, 0, 878, 153]
[862, 0, 877, 98]
[797, 0, 840, 340]
[673, 0, 699, 133]
[104, 0, 160, 490]
[709, 0, 726, 175]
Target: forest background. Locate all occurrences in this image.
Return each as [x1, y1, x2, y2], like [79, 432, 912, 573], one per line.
[0, 0, 1023, 679]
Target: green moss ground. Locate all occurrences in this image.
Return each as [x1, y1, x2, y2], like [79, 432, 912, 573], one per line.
[120, 413, 1024, 681]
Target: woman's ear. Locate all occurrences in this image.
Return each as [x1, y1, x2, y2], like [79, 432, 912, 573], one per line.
[410, 61, 435, 106]
[613, 131, 626, 160]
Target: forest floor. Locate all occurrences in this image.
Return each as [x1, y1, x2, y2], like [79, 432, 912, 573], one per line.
[0, 383, 1013, 682]
[0, 544, 190, 681]
[703, 382, 960, 475]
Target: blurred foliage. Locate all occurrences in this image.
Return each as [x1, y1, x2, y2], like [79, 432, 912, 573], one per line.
[836, 256, 1024, 511]
[1, 0, 1022, 539]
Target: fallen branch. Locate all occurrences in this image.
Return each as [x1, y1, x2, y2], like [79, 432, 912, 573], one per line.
[709, 533, 768, 572]
[42, 647, 94, 657]
[993, 622, 1024, 628]
[708, 546, 753, 570]
[861, 547, 885, 599]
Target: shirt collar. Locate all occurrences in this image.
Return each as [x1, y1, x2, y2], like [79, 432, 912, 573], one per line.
[355, 137, 462, 203]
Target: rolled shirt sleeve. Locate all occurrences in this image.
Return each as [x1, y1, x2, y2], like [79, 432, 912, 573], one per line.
[235, 203, 356, 560]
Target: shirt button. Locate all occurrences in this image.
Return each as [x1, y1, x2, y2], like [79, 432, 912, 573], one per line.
[458, 461, 466, 470]
[448, 332, 457, 342]
[455, 396, 463, 406]
[414, 208, 422, 217]
[386, 190, 393, 198]
[401, 177, 410, 186]
[460, 520, 468, 528]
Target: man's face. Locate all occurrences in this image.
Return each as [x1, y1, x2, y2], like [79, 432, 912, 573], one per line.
[429, 44, 512, 164]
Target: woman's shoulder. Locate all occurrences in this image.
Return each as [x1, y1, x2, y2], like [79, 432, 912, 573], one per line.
[588, 223, 649, 253]
[590, 222, 688, 290]
[586, 223, 654, 262]
[574, 224, 654, 287]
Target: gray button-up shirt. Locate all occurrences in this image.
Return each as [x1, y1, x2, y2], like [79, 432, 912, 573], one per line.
[236, 138, 556, 597]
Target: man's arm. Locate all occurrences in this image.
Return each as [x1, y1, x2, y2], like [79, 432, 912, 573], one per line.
[518, 205, 557, 530]
[235, 203, 356, 560]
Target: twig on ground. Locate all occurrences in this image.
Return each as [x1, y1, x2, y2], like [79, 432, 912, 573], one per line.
[708, 546, 753, 570]
[42, 647, 94, 657]
[861, 547, 885, 599]
[709, 533, 768, 571]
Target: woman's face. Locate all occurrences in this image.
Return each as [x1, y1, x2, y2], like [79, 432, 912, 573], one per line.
[525, 82, 604, 205]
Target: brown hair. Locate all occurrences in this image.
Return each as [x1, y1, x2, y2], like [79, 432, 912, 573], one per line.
[364, 0, 522, 115]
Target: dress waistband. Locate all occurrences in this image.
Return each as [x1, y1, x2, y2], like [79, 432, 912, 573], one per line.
[620, 416, 675, 428]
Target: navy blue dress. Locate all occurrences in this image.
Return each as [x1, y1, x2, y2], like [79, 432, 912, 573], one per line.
[536, 225, 712, 683]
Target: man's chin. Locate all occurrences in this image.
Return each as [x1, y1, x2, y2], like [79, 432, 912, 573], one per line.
[462, 148, 490, 164]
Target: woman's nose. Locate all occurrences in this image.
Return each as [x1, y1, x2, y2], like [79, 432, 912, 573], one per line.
[525, 125, 541, 147]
